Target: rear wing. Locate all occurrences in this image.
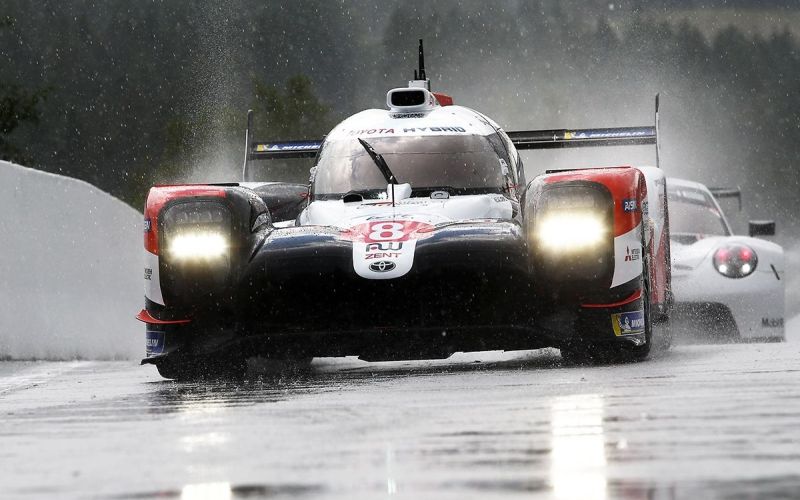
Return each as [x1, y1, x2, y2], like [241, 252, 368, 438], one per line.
[242, 95, 661, 180]
[242, 109, 323, 181]
[507, 94, 661, 165]
[708, 187, 742, 211]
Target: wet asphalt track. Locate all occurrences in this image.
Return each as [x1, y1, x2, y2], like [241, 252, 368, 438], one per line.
[2, 342, 800, 500]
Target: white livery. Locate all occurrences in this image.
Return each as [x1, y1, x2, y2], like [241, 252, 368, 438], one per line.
[668, 178, 785, 341]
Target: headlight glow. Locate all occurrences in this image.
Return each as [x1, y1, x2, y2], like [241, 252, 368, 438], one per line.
[168, 231, 228, 260]
[536, 212, 607, 251]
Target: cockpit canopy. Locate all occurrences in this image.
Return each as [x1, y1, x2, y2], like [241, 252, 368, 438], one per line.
[312, 134, 509, 200]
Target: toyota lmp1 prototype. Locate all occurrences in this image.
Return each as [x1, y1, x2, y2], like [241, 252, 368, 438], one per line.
[138, 42, 673, 379]
[668, 178, 784, 342]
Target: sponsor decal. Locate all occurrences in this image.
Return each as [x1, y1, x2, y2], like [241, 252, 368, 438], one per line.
[365, 252, 401, 260]
[611, 310, 645, 336]
[345, 128, 396, 136]
[367, 242, 403, 251]
[369, 261, 396, 273]
[145, 330, 165, 356]
[144, 218, 152, 232]
[258, 142, 320, 151]
[391, 113, 426, 119]
[144, 268, 153, 281]
[762, 317, 784, 328]
[401, 126, 466, 133]
[347, 218, 437, 280]
[623, 199, 637, 212]
[624, 246, 640, 262]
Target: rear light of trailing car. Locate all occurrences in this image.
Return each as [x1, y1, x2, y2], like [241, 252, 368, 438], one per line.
[713, 244, 757, 278]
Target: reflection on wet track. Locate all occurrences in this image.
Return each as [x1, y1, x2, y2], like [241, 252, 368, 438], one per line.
[2, 344, 800, 499]
[551, 394, 606, 500]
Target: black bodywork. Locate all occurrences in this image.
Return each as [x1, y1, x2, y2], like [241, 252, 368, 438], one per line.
[143, 179, 646, 372]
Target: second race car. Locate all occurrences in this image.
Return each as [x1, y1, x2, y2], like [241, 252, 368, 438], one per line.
[668, 177, 785, 342]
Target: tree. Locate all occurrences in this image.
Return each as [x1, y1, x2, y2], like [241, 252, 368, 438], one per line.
[0, 16, 45, 163]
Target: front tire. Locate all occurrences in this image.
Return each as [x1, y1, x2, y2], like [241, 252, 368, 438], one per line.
[155, 352, 248, 381]
[562, 222, 653, 365]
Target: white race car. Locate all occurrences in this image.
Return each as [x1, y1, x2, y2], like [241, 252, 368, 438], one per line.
[668, 178, 785, 342]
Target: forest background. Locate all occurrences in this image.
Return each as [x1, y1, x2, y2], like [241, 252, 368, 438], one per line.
[1, 0, 798, 243]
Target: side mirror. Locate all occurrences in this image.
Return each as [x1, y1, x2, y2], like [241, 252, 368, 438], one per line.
[749, 220, 775, 237]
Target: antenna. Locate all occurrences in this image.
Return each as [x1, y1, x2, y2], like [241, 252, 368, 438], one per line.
[655, 94, 661, 169]
[418, 39, 426, 81]
[407, 39, 431, 90]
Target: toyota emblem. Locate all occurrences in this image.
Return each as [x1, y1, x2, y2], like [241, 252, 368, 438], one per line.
[369, 261, 396, 273]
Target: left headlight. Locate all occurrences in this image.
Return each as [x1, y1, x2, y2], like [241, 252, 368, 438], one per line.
[162, 202, 232, 262]
[535, 211, 608, 252]
[713, 244, 757, 278]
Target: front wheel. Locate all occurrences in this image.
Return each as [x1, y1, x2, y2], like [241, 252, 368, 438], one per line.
[155, 352, 248, 381]
[562, 227, 653, 365]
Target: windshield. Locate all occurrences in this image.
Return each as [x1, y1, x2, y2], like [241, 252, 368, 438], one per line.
[312, 134, 506, 199]
[668, 186, 730, 237]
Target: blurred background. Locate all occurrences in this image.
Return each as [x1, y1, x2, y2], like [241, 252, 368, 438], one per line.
[1, 0, 798, 245]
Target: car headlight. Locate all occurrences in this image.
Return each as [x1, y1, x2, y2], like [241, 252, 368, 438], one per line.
[535, 211, 608, 251]
[168, 231, 228, 260]
[162, 202, 232, 262]
[713, 244, 757, 278]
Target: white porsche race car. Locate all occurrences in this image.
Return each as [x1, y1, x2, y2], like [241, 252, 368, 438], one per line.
[668, 178, 785, 342]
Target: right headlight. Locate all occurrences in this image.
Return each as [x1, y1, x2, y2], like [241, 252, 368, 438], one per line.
[713, 244, 757, 278]
[162, 202, 232, 262]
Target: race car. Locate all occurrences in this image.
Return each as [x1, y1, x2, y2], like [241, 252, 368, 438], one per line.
[668, 177, 784, 342]
[138, 41, 672, 379]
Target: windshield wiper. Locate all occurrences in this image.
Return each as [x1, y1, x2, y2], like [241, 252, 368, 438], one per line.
[358, 138, 399, 185]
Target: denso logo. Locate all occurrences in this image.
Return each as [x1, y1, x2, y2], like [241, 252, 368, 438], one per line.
[369, 261, 396, 273]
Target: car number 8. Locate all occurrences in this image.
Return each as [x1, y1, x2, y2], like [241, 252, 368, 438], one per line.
[369, 222, 405, 241]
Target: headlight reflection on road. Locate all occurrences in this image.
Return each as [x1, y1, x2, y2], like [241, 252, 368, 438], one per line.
[550, 394, 607, 500]
[181, 482, 232, 500]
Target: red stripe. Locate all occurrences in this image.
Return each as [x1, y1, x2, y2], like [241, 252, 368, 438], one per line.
[581, 289, 642, 309]
[136, 309, 191, 325]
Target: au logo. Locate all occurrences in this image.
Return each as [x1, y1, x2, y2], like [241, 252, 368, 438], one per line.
[369, 261, 396, 273]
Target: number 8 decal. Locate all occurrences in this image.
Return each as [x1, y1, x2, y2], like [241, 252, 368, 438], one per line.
[369, 222, 404, 241]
